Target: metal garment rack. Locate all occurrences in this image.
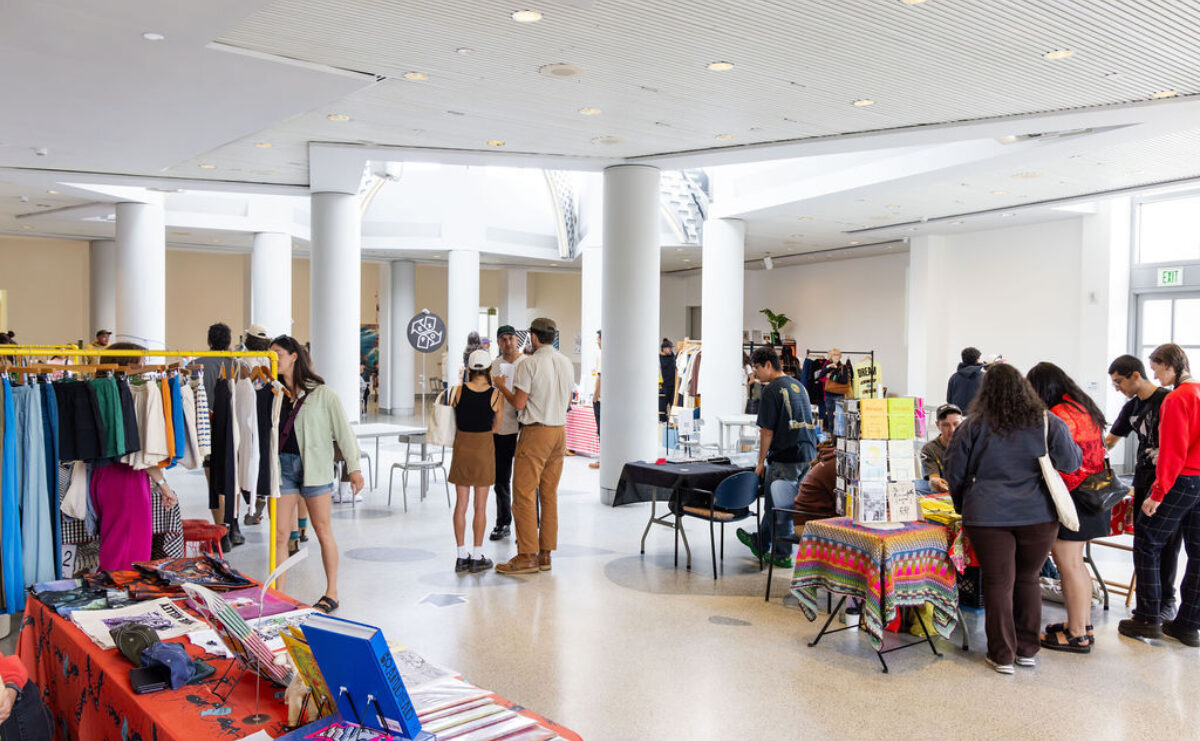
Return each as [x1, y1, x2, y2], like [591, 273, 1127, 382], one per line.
[0, 346, 283, 578]
[805, 348, 878, 398]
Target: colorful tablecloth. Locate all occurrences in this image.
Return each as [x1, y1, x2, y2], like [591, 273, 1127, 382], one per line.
[17, 580, 295, 740]
[564, 405, 599, 456]
[1110, 494, 1136, 536]
[790, 517, 959, 650]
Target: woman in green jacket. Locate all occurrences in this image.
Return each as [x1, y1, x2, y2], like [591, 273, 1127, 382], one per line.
[270, 335, 364, 613]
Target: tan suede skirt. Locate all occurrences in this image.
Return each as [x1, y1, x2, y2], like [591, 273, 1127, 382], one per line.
[448, 430, 495, 487]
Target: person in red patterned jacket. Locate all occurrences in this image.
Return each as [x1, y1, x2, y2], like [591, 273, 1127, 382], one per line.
[0, 653, 52, 738]
[1120, 343, 1200, 647]
[1027, 362, 1107, 655]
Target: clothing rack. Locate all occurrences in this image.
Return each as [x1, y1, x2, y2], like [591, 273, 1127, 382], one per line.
[805, 348, 879, 399]
[0, 347, 283, 577]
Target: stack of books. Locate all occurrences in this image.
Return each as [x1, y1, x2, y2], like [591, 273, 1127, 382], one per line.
[834, 396, 923, 524]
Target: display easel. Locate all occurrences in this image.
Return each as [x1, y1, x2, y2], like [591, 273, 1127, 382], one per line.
[0, 346, 283, 576]
[805, 348, 879, 398]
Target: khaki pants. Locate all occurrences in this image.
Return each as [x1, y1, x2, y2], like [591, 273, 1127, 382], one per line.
[512, 425, 565, 555]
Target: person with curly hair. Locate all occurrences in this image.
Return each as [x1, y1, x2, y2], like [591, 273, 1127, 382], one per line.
[944, 363, 1081, 674]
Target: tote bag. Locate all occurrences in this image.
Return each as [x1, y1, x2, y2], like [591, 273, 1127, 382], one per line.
[428, 388, 457, 448]
[1039, 412, 1079, 531]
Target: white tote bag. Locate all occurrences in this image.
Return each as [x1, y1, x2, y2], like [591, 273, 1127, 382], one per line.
[1039, 411, 1080, 531]
[428, 387, 458, 448]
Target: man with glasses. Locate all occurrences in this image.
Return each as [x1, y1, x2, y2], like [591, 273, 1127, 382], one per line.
[1107, 354, 1179, 620]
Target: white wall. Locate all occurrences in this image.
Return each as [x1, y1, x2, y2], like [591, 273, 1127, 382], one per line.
[743, 253, 911, 393]
[660, 271, 700, 345]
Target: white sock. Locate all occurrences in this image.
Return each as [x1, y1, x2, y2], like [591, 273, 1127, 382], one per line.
[457, 546, 469, 559]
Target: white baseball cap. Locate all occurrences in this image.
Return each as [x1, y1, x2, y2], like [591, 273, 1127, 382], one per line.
[467, 349, 492, 371]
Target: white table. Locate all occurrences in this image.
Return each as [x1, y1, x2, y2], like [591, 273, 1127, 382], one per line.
[353, 422, 428, 490]
[716, 414, 758, 453]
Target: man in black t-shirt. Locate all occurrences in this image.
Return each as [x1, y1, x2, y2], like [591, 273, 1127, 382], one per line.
[1108, 354, 1181, 620]
[737, 347, 818, 568]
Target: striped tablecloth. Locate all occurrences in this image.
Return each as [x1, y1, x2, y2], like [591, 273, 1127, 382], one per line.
[790, 517, 959, 650]
[565, 405, 599, 456]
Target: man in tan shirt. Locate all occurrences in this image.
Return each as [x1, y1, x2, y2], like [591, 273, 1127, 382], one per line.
[492, 317, 575, 574]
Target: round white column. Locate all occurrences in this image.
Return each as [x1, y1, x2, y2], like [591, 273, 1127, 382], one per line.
[89, 239, 116, 337]
[310, 192, 361, 421]
[446, 249, 480, 384]
[580, 246, 603, 402]
[699, 218, 746, 445]
[503, 268, 528, 330]
[599, 165, 661, 497]
[250, 232, 293, 338]
[389, 260, 416, 415]
[114, 202, 166, 349]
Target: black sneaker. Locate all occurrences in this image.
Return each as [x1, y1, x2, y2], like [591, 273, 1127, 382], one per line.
[455, 557, 472, 573]
[489, 526, 510, 541]
[1118, 617, 1163, 640]
[299, 528, 309, 544]
[470, 555, 494, 573]
[220, 535, 233, 553]
[227, 524, 245, 547]
[1163, 620, 1200, 647]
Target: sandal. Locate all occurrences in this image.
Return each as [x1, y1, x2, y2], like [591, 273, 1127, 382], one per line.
[287, 538, 299, 558]
[1044, 622, 1095, 640]
[1040, 626, 1092, 653]
[313, 596, 339, 614]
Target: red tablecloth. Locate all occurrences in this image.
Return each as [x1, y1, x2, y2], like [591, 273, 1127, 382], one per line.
[17, 585, 296, 740]
[564, 405, 599, 456]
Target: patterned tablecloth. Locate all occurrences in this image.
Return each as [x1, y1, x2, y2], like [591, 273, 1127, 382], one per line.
[1110, 494, 1136, 536]
[564, 405, 599, 456]
[790, 517, 959, 650]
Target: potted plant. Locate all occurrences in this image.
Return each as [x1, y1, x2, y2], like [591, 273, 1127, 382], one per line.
[759, 309, 790, 346]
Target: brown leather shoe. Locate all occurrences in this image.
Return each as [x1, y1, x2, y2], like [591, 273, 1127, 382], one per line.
[538, 550, 552, 571]
[495, 554, 540, 574]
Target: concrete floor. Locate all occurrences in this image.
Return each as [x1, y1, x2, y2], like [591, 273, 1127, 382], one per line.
[155, 409, 1199, 739]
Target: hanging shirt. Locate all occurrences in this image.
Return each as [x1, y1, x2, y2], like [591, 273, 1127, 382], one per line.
[177, 381, 202, 471]
[157, 378, 175, 469]
[167, 375, 185, 469]
[234, 379, 259, 496]
[192, 378, 211, 457]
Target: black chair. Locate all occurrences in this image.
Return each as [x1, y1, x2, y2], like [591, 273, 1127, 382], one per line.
[676, 471, 761, 579]
[762, 479, 836, 602]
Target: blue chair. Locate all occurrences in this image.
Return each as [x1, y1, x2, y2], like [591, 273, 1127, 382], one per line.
[764, 478, 836, 602]
[677, 471, 761, 579]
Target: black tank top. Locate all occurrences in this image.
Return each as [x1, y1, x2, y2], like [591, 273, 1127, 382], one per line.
[455, 385, 496, 433]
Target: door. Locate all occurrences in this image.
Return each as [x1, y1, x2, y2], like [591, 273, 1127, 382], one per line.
[1135, 292, 1200, 372]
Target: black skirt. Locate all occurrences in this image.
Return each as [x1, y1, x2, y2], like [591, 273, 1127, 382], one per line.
[1057, 497, 1111, 541]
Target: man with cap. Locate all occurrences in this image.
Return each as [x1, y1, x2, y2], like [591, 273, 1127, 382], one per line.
[239, 323, 273, 369]
[86, 329, 112, 362]
[488, 325, 525, 541]
[492, 318, 574, 574]
[920, 403, 963, 492]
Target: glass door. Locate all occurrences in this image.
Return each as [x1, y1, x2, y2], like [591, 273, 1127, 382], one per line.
[1135, 292, 1200, 371]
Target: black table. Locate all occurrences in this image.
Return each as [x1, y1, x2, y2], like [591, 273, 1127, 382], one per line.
[619, 460, 753, 569]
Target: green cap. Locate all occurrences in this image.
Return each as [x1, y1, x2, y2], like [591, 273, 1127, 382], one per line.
[497, 325, 517, 337]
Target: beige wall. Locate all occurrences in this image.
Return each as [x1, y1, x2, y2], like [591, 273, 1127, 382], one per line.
[290, 258, 379, 343]
[529, 271, 583, 379]
[166, 250, 249, 349]
[0, 236, 90, 345]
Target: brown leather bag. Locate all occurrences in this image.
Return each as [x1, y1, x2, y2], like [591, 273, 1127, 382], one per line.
[824, 380, 851, 395]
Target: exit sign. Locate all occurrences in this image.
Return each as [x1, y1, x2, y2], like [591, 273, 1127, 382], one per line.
[1158, 267, 1184, 287]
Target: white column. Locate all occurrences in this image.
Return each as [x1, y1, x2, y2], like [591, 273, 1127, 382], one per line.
[580, 246, 603, 400]
[310, 192, 362, 421]
[377, 262, 392, 412]
[599, 165, 660, 498]
[250, 232, 293, 338]
[89, 239, 116, 337]
[446, 249, 480, 384]
[114, 202, 166, 349]
[699, 219, 745, 445]
[503, 268, 528, 330]
[906, 235, 947, 400]
[389, 261, 416, 415]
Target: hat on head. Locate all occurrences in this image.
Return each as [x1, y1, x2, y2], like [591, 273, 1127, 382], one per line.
[530, 317, 556, 334]
[111, 623, 160, 666]
[245, 323, 270, 340]
[96, 329, 111, 337]
[936, 403, 963, 420]
[467, 349, 492, 371]
[497, 325, 517, 337]
[982, 353, 1005, 366]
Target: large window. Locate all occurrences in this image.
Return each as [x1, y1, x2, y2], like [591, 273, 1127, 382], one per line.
[1137, 194, 1200, 264]
[1137, 294, 1200, 371]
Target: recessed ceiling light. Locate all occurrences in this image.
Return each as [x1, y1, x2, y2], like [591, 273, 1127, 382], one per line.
[991, 189, 1007, 195]
[591, 135, 622, 145]
[486, 140, 506, 147]
[511, 10, 543, 23]
[1001, 212, 1016, 217]
[950, 220, 964, 225]
[327, 113, 350, 122]
[212, 238, 222, 243]
[797, 215, 813, 222]
[539, 63, 584, 78]
[255, 142, 273, 148]
[46, 190, 59, 195]
[901, 0, 929, 4]
[1042, 49, 1074, 60]
[707, 61, 734, 71]
[1152, 89, 1179, 99]
[404, 71, 429, 80]
[456, 47, 474, 55]
[849, 241, 861, 246]
[21, 225, 33, 230]
[682, 258, 692, 263]
[1011, 171, 1042, 178]
[198, 163, 216, 169]
[578, 107, 602, 115]
[675, 248, 684, 252]
[886, 204, 901, 209]
[715, 133, 735, 141]
[142, 32, 165, 41]
[852, 99, 875, 107]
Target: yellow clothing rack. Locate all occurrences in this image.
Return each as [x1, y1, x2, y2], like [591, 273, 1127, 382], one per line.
[0, 347, 283, 578]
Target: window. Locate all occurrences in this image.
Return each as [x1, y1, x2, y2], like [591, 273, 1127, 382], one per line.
[1137, 194, 1200, 264]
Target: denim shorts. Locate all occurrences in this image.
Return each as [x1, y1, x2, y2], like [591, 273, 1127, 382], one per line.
[279, 453, 334, 498]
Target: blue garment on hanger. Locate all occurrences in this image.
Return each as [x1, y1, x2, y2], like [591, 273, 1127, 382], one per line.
[168, 374, 185, 468]
[13, 384, 54, 588]
[40, 382, 62, 579]
[2, 379, 26, 611]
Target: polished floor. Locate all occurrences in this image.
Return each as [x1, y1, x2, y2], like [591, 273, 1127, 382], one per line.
[87, 409, 1200, 738]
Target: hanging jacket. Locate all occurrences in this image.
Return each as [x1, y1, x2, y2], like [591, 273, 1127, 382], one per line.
[946, 363, 984, 410]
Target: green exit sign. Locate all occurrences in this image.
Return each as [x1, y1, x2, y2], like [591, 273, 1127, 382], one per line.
[1158, 267, 1183, 287]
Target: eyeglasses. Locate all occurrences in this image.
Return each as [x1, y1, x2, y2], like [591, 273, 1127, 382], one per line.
[1111, 377, 1127, 389]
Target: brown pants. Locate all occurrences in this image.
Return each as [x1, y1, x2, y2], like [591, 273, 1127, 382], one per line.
[512, 425, 565, 555]
[965, 520, 1059, 665]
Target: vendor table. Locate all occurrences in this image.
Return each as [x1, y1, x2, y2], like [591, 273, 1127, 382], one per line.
[564, 404, 599, 457]
[623, 460, 753, 567]
[790, 517, 960, 672]
[17, 584, 297, 740]
[277, 699, 581, 740]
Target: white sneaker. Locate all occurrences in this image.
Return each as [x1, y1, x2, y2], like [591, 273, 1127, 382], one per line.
[985, 657, 1015, 675]
[337, 482, 352, 503]
[351, 492, 363, 503]
[1014, 656, 1037, 668]
[330, 490, 343, 503]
